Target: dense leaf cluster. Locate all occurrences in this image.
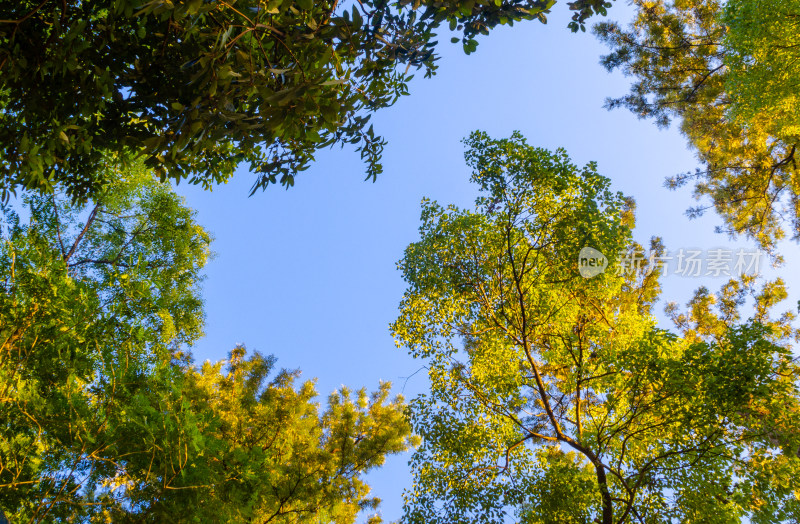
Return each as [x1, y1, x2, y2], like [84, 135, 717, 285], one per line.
[0, 0, 612, 200]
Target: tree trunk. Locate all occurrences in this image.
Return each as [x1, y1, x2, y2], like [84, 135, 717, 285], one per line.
[594, 460, 614, 524]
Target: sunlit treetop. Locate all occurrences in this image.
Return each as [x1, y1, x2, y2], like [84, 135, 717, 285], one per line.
[723, 0, 800, 137]
[392, 131, 800, 524]
[595, 0, 800, 255]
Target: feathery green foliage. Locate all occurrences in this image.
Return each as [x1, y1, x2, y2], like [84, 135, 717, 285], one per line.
[0, 167, 416, 522]
[596, 0, 800, 253]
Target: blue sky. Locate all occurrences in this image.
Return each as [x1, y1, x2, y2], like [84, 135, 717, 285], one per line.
[176, 3, 800, 520]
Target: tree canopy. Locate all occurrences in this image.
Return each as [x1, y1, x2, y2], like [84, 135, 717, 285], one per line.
[595, 0, 800, 254]
[0, 0, 612, 201]
[391, 132, 800, 523]
[723, 0, 800, 139]
[0, 168, 415, 522]
[5, 0, 800, 521]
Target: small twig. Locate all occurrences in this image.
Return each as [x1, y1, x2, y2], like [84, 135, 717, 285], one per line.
[399, 366, 427, 394]
[64, 203, 101, 263]
[0, 0, 51, 25]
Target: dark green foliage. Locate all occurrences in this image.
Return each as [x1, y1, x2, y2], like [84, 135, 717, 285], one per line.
[0, 0, 613, 200]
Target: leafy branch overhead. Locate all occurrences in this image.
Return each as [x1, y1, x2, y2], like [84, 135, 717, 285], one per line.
[0, 0, 612, 201]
